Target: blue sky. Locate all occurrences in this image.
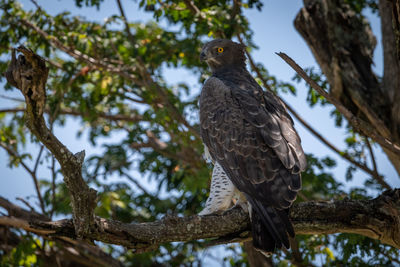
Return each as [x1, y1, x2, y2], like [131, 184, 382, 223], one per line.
[0, 1, 398, 262]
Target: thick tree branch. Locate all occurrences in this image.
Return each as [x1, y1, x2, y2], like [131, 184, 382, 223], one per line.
[1, 190, 400, 251]
[277, 52, 400, 157]
[4, 47, 97, 238]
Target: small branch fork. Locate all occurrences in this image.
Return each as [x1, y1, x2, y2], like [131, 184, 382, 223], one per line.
[4, 46, 97, 238]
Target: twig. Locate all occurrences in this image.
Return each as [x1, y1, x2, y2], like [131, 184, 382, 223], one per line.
[0, 142, 46, 214]
[0, 94, 24, 102]
[33, 145, 44, 174]
[183, 0, 201, 15]
[16, 197, 35, 212]
[49, 156, 57, 219]
[124, 95, 146, 104]
[122, 172, 153, 197]
[29, 0, 41, 10]
[0, 142, 33, 176]
[276, 52, 400, 156]
[115, 0, 135, 44]
[365, 138, 391, 189]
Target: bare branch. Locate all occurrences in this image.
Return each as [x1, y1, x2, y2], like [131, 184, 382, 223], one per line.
[33, 145, 44, 175]
[116, 0, 135, 44]
[277, 52, 400, 156]
[0, 142, 46, 214]
[0, 94, 24, 102]
[365, 138, 391, 189]
[50, 155, 57, 219]
[121, 172, 153, 197]
[29, 0, 41, 10]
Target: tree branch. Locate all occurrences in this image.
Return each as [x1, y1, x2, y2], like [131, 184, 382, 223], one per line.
[365, 137, 391, 189]
[277, 52, 400, 157]
[1, 189, 400, 251]
[4, 46, 97, 238]
[115, 0, 135, 44]
[0, 142, 47, 214]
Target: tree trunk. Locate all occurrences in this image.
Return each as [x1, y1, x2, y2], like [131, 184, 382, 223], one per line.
[294, 0, 400, 175]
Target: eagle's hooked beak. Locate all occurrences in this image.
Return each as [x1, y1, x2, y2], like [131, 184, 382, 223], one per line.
[200, 51, 207, 61]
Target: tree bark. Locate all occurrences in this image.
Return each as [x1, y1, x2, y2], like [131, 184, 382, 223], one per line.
[295, 0, 400, 175]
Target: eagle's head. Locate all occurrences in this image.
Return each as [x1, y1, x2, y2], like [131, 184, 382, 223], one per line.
[200, 39, 246, 72]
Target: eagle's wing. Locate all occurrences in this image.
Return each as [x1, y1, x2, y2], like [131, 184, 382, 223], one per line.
[200, 76, 306, 210]
[200, 77, 306, 250]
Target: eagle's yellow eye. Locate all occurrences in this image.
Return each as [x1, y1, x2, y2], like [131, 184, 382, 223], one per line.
[217, 47, 224, 53]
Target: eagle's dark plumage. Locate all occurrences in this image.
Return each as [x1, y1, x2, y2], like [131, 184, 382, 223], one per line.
[199, 39, 307, 253]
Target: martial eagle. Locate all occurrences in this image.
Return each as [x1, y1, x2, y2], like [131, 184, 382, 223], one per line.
[198, 39, 307, 254]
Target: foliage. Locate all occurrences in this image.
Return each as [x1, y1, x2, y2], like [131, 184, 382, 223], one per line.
[0, 0, 396, 266]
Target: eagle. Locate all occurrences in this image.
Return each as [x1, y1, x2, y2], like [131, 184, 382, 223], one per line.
[198, 39, 307, 254]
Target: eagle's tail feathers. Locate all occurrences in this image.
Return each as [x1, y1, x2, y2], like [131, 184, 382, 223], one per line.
[251, 207, 276, 254]
[276, 208, 295, 238]
[247, 197, 292, 253]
